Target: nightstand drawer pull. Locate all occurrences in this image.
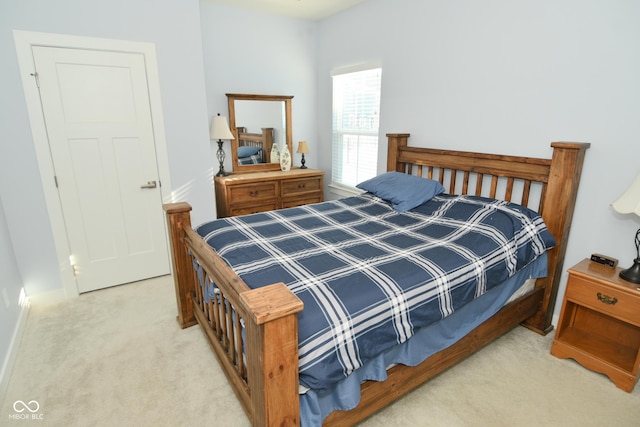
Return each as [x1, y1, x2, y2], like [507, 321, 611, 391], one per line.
[596, 292, 618, 305]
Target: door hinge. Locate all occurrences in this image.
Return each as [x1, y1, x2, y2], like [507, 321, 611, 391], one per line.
[30, 72, 40, 88]
[54, 176, 59, 188]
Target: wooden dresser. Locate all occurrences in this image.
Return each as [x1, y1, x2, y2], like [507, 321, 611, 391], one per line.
[551, 259, 640, 392]
[214, 168, 324, 218]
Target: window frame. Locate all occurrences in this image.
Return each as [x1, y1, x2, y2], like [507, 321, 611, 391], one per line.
[330, 65, 382, 192]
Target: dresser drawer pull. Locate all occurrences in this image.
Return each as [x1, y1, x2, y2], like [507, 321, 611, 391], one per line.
[249, 191, 259, 197]
[596, 292, 618, 305]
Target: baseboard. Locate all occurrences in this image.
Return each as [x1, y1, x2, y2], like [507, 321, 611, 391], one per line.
[551, 313, 559, 330]
[0, 302, 30, 405]
[27, 288, 68, 307]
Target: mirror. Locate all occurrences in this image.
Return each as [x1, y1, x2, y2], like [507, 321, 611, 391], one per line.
[227, 93, 293, 173]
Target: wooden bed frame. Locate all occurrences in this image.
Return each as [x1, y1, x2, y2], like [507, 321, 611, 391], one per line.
[235, 126, 274, 164]
[163, 134, 589, 426]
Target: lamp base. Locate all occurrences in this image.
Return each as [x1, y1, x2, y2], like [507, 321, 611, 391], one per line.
[216, 139, 228, 177]
[619, 258, 640, 284]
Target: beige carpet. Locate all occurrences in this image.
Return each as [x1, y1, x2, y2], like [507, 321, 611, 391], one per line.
[2, 275, 639, 426]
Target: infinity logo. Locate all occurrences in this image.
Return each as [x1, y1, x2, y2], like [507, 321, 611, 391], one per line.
[13, 400, 40, 413]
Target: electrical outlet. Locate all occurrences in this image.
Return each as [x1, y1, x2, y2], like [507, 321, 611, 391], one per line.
[2, 288, 10, 309]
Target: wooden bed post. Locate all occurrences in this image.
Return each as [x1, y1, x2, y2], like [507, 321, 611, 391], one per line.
[164, 202, 198, 329]
[386, 133, 410, 172]
[523, 142, 590, 334]
[241, 283, 304, 427]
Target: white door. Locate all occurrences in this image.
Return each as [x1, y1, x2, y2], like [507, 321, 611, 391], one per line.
[32, 46, 169, 293]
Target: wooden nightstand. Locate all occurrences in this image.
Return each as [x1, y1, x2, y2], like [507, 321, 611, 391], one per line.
[551, 259, 640, 392]
[214, 168, 324, 218]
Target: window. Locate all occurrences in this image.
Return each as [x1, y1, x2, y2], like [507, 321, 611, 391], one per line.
[331, 67, 382, 189]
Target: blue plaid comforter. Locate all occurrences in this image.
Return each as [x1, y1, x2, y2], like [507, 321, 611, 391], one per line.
[195, 193, 555, 391]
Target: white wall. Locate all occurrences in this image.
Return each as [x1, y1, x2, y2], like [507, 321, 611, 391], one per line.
[199, 2, 318, 171]
[0, 195, 27, 400]
[0, 0, 213, 297]
[316, 0, 640, 320]
[0, 0, 212, 379]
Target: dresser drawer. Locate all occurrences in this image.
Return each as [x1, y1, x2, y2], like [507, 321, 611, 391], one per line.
[215, 169, 324, 218]
[282, 195, 323, 209]
[565, 276, 640, 326]
[281, 177, 322, 197]
[230, 201, 279, 216]
[229, 182, 278, 202]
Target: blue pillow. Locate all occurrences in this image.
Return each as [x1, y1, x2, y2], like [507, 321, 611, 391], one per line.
[237, 145, 261, 158]
[356, 171, 445, 212]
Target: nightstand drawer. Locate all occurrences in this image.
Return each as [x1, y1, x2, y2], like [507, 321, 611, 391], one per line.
[281, 177, 322, 196]
[229, 182, 278, 202]
[552, 259, 640, 392]
[566, 276, 640, 327]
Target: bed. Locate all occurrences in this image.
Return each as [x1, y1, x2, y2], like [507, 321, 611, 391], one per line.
[236, 126, 274, 164]
[164, 133, 589, 426]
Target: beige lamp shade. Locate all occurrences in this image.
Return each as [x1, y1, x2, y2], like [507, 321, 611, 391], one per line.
[210, 114, 234, 140]
[612, 172, 640, 216]
[297, 140, 309, 154]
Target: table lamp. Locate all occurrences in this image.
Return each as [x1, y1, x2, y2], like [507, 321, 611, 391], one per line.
[210, 113, 234, 177]
[612, 172, 640, 283]
[297, 141, 309, 169]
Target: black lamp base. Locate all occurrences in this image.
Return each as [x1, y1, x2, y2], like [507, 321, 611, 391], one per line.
[620, 258, 640, 284]
[215, 139, 228, 177]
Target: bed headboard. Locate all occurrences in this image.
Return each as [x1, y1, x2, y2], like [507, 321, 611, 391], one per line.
[236, 127, 274, 163]
[386, 133, 590, 334]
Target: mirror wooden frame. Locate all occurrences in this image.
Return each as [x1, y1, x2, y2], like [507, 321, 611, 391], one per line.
[227, 93, 293, 173]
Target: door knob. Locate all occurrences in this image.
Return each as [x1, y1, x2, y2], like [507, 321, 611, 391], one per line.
[140, 181, 157, 189]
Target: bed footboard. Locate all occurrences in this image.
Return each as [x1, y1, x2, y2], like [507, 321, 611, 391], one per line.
[164, 203, 304, 426]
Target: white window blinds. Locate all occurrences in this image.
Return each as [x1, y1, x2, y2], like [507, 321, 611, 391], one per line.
[331, 67, 382, 188]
